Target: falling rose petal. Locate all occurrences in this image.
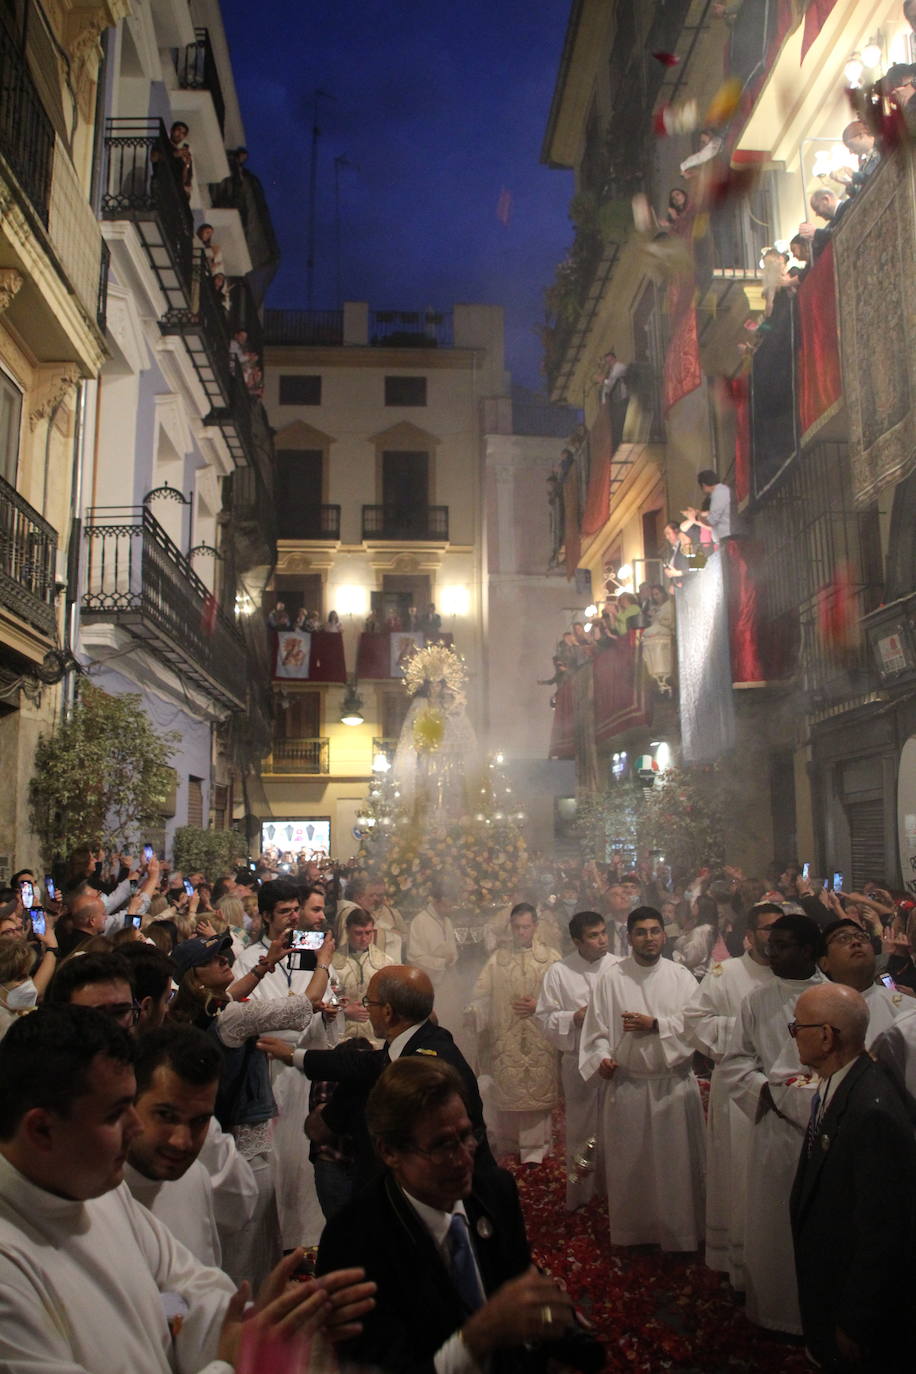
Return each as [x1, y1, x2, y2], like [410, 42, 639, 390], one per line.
[705, 76, 743, 126]
[652, 50, 680, 67]
[654, 105, 670, 135]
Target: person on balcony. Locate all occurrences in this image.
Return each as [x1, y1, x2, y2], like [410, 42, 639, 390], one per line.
[168, 120, 193, 198]
[326, 610, 342, 633]
[683, 470, 736, 549]
[797, 189, 846, 261]
[196, 223, 224, 276]
[883, 62, 916, 127]
[267, 600, 289, 631]
[641, 585, 675, 696]
[421, 603, 442, 637]
[662, 521, 692, 587]
[833, 121, 881, 197]
[210, 271, 230, 312]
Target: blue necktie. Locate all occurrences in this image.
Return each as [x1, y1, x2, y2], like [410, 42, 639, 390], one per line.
[805, 1087, 822, 1157]
[447, 1213, 484, 1312]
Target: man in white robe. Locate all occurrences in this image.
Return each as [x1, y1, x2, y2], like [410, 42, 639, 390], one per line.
[579, 906, 705, 1250]
[683, 901, 779, 1287]
[466, 904, 560, 1162]
[333, 909, 393, 1043]
[718, 913, 826, 1334]
[234, 880, 342, 1250]
[335, 874, 408, 962]
[407, 881, 462, 1033]
[872, 1003, 916, 1114]
[818, 916, 907, 1041]
[535, 910, 618, 1208]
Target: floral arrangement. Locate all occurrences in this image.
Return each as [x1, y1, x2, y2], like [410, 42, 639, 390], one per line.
[575, 765, 725, 880]
[361, 811, 528, 911]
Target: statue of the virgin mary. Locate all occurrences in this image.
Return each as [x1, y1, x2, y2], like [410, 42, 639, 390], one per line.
[391, 644, 479, 828]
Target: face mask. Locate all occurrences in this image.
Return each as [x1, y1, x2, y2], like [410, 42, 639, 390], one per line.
[4, 979, 38, 1011]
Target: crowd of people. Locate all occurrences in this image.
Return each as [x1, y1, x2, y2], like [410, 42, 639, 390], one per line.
[2, 841, 915, 1371]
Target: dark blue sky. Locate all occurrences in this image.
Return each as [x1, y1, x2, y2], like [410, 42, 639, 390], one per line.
[220, 0, 575, 388]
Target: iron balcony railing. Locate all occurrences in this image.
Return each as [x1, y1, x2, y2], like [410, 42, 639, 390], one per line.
[231, 466, 277, 568]
[210, 369, 256, 471]
[99, 118, 194, 312]
[369, 310, 453, 347]
[0, 22, 54, 226]
[278, 504, 341, 542]
[162, 252, 232, 409]
[269, 737, 330, 774]
[0, 474, 57, 637]
[81, 506, 247, 710]
[263, 309, 344, 346]
[362, 505, 448, 541]
[176, 29, 225, 134]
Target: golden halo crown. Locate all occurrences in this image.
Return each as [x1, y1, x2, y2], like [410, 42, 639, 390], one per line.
[403, 643, 467, 697]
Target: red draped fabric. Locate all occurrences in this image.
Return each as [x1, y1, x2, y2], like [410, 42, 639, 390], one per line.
[307, 630, 347, 683]
[593, 638, 649, 743]
[563, 468, 580, 579]
[663, 274, 702, 413]
[725, 376, 751, 503]
[800, 0, 839, 63]
[796, 240, 841, 440]
[355, 631, 453, 679]
[725, 539, 766, 684]
[548, 675, 575, 759]
[581, 403, 612, 537]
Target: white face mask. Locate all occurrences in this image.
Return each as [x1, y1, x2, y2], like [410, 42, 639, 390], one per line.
[4, 979, 38, 1011]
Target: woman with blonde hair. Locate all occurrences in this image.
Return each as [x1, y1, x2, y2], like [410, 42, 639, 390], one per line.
[215, 894, 249, 962]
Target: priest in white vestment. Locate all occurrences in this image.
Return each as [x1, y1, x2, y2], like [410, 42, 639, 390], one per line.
[234, 882, 342, 1250]
[718, 914, 826, 1334]
[579, 907, 706, 1250]
[535, 910, 618, 1208]
[332, 909, 393, 1043]
[467, 904, 561, 1162]
[407, 881, 463, 1033]
[335, 874, 408, 962]
[684, 901, 779, 1287]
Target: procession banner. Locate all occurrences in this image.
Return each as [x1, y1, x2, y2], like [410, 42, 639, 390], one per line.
[275, 629, 311, 678]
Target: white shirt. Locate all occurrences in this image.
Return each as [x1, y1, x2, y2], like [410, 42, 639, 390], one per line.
[401, 1189, 483, 1374]
[389, 1020, 428, 1061]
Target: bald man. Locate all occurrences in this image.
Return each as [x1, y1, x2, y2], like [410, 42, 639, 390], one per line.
[790, 984, 916, 1371]
[260, 966, 495, 1188]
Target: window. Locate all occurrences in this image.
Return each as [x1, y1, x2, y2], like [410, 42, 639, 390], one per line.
[276, 451, 323, 537]
[279, 375, 322, 405]
[187, 776, 204, 829]
[1, 369, 23, 486]
[276, 691, 321, 739]
[382, 451, 428, 510]
[384, 376, 427, 406]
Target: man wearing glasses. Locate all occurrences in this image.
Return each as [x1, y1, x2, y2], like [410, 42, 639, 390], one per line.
[789, 983, 916, 1372]
[718, 914, 824, 1337]
[818, 917, 905, 1042]
[45, 951, 140, 1033]
[317, 1057, 599, 1374]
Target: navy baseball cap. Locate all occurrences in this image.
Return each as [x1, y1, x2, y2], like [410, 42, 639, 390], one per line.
[171, 932, 233, 980]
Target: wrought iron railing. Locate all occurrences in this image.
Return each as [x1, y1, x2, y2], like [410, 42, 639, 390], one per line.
[99, 118, 194, 310]
[231, 466, 277, 563]
[0, 475, 57, 636]
[269, 737, 330, 774]
[361, 505, 448, 541]
[176, 29, 225, 134]
[163, 252, 232, 408]
[0, 22, 55, 225]
[81, 506, 247, 708]
[369, 310, 453, 347]
[263, 309, 344, 345]
[278, 504, 341, 541]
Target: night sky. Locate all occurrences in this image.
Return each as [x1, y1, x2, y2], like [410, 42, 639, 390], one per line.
[220, 0, 575, 388]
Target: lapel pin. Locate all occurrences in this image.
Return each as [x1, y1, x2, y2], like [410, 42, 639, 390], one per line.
[476, 1216, 493, 1239]
[820, 1133, 830, 1151]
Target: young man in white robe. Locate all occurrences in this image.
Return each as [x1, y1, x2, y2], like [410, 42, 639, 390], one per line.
[535, 910, 618, 1208]
[817, 916, 907, 1040]
[683, 901, 779, 1288]
[717, 913, 825, 1335]
[333, 910, 394, 1043]
[0, 1003, 374, 1374]
[407, 880, 462, 1035]
[234, 880, 342, 1251]
[579, 906, 706, 1251]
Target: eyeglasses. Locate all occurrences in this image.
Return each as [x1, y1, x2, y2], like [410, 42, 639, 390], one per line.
[825, 931, 870, 948]
[406, 1128, 479, 1164]
[360, 996, 384, 1008]
[100, 1001, 141, 1027]
[787, 1020, 839, 1038]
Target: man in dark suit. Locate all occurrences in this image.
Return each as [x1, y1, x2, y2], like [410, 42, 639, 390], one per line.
[789, 983, 916, 1371]
[318, 1057, 596, 1374]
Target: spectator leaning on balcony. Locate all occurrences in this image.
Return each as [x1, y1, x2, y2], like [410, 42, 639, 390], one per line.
[883, 62, 916, 126]
[196, 223, 224, 275]
[683, 470, 736, 549]
[797, 189, 847, 261]
[168, 120, 193, 197]
[834, 121, 880, 197]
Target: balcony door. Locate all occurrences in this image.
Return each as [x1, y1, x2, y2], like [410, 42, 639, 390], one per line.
[277, 449, 323, 538]
[382, 450, 428, 532]
[276, 690, 320, 740]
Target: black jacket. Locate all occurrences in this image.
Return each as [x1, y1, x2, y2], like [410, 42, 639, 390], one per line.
[789, 1054, 916, 1368]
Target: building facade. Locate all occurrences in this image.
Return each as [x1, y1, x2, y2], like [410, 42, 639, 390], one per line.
[541, 0, 916, 886]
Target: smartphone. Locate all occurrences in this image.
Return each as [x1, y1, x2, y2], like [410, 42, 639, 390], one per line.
[249, 860, 257, 871]
[131, 915, 143, 929]
[30, 908, 46, 936]
[832, 871, 844, 893]
[879, 973, 895, 989]
[288, 929, 325, 951]
[183, 879, 194, 896]
[143, 844, 154, 863]
[45, 875, 56, 900]
[801, 862, 811, 881]
[19, 880, 33, 908]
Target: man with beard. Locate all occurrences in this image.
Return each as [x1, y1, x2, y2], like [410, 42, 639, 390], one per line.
[684, 901, 780, 1288]
[579, 907, 705, 1251]
[718, 914, 824, 1335]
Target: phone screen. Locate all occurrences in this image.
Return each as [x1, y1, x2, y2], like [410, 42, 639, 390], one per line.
[31, 909, 46, 936]
[183, 880, 194, 895]
[832, 871, 844, 893]
[132, 915, 143, 929]
[44, 875, 56, 900]
[801, 862, 810, 880]
[289, 930, 325, 951]
[143, 844, 154, 862]
[19, 881, 33, 908]
[879, 973, 895, 989]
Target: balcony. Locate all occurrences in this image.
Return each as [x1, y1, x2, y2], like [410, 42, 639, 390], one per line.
[268, 737, 330, 774]
[163, 254, 233, 410]
[100, 118, 193, 313]
[278, 504, 341, 542]
[0, 475, 57, 639]
[175, 29, 225, 135]
[230, 465, 276, 571]
[210, 370, 256, 470]
[369, 310, 453, 348]
[0, 22, 54, 226]
[362, 505, 448, 542]
[263, 309, 344, 346]
[81, 506, 247, 711]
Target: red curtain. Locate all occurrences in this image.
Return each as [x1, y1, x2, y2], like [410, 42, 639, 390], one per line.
[581, 403, 612, 537]
[796, 240, 841, 439]
[725, 540, 766, 684]
[725, 375, 751, 502]
[308, 630, 347, 683]
[563, 468, 580, 579]
[663, 275, 702, 413]
[593, 639, 649, 743]
[800, 0, 839, 63]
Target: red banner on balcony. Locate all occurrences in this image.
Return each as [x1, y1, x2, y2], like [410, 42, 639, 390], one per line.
[272, 629, 347, 682]
[308, 630, 347, 683]
[663, 275, 702, 413]
[800, 0, 839, 63]
[548, 675, 575, 760]
[796, 240, 841, 442]
[581, 403, 612, 537]
[563, 467, 580, 579]
[724, 376, 751, 503]
[593, 637, 649, 743]
[355, 630, 453, 679]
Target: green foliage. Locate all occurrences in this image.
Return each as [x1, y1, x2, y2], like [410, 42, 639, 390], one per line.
[29, 683, 179, 864]
[172, 826, 240, 880]
[575, 767, 726, 880]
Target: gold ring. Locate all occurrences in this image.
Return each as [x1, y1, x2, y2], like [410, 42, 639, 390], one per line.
[541, 1305, 552, 1327]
